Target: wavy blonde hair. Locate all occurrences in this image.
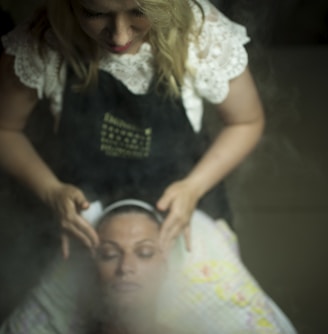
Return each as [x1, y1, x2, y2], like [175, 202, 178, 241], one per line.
[30, 0, 204, 97]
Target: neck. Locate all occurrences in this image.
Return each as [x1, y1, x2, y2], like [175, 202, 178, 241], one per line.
[100, 304, 159, 334]
[101, 322, 159, 334]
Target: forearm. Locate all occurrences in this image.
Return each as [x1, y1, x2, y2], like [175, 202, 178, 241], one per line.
[186, 116, 265, 199]
[0, 129, 61, 201]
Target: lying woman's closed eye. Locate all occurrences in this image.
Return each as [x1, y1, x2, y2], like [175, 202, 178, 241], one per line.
[98, 248, 121, 261]
[135, 245, 156, 259]
[97, 246, 156, 261]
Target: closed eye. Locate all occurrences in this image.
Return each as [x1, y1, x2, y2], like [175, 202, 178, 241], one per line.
[130, 8, 145, 17]
[138, 252, 155, 259]
[82, 8, 105, 18]
[136, 246, 156, 259]
[98, 250, 121, 261]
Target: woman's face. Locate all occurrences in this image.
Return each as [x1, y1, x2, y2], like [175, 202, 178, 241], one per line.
[73, 0, 151, 54]
[96, 212, 166, 310]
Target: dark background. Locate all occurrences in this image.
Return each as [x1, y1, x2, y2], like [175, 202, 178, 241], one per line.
[1, 1, 328, 333]
[1, 0, 328, 46]
[221, 0, 328, 46]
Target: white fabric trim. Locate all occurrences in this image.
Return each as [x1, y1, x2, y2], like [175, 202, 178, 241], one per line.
[1, 0, 249, 132]
[82, 199, 163, 227]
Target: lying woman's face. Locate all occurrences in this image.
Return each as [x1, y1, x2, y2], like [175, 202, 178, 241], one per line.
[73, 0, 151, 54]
[96, 212, 166, 310]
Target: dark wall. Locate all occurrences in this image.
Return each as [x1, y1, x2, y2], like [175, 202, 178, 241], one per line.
[0, 8, 14, 37]
[0, 8, 14, 53]
[1, 1, 328, 46]
[220, 0, 328, 46]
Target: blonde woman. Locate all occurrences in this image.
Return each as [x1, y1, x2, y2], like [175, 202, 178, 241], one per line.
[0, 0, 264, 254]
[0, 0, 291, 333]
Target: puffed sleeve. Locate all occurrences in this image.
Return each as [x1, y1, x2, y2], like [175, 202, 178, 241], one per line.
[188, 0, 250, 104]
[2, 24, 47, 99]
[1, 24, 66, 116]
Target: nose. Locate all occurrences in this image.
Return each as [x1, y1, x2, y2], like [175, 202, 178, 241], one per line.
[108, 13, 131, 46]
[117, 253, 136, 275]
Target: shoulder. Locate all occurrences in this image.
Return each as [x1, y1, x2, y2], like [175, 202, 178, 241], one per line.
[0, 52, 38, 130]
[185, 0, 251, 104]
[190, 0, 249, 42]
[1, 22, 64, 100]
[189, 0, 250, 63]
[2, 22, 42, 61]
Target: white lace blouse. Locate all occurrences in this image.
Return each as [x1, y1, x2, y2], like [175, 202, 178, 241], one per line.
[1, 0, 249, 132]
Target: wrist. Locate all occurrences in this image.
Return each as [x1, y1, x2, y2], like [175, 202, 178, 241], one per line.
[35, 177, 63, 205]
[183, 174, 208, 201]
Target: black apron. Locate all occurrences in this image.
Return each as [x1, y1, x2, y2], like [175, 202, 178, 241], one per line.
[53, 68, 231, 221]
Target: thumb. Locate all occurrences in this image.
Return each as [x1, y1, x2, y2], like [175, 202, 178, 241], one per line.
[72, 189, 89, 210]
[157, 191, 174, 212]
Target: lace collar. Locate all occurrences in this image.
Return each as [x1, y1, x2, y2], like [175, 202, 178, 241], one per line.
[99, 42, 154, 95]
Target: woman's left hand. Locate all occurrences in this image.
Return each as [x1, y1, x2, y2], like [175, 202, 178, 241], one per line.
[157, 178, 201, 253]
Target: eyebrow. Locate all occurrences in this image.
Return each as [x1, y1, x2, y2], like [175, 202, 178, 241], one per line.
[80, 1, 141, 13]
[99, 239, 157, 247]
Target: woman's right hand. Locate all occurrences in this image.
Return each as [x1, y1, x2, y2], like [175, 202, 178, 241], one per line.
[0, 54, 98, 258]
[43, 183, 99, 259]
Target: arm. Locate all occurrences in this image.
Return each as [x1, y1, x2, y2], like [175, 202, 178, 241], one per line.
[0, 53, 99, 257]
[0, 53, 61, 198]
[184, 66, 264, 198]
[158, 67, 265, 250]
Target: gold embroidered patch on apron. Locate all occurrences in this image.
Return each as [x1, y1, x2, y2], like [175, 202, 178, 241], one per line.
[100, 112, 152, 158]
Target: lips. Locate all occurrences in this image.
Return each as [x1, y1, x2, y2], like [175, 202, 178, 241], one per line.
[107, 41, 132, 53]
[111, 282, 141, 292]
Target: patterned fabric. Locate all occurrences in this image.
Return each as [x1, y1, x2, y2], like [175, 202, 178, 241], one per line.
[0, 248, 93, 334]
[157, 211, 297, 334]
[0, 210, 297, 334]
[1, 0, 249, 132]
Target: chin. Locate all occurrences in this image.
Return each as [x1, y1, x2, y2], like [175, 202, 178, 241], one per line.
[102, 290, 139, 309]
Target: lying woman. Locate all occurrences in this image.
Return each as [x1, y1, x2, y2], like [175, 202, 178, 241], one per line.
[0, 199, 297, 333]
[84, 199, 297, 334]
[89, 199, 184, 334]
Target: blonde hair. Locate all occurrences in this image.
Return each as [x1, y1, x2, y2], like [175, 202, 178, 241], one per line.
[30, 0, 204, 97]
